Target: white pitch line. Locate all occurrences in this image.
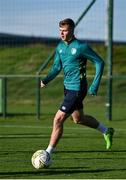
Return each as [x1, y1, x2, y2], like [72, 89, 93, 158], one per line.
[0, 132, 76, 138]
[0, 125, 51, 129]
[0, 124, 89, 131]
[0, 124, 125, 132]
[0, 134, 50, 138]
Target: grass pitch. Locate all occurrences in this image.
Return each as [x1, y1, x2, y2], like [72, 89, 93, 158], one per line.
[0, 104, 126, 179]
[0, 43, 126, 178]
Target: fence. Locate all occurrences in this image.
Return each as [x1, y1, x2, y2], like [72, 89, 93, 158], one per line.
[0, 74, 125, 121]
[0, 0, 126, 120]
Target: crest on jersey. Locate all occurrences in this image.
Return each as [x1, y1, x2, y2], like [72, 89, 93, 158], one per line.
[71, 48, 77, 55]
[59, 49, 62, 53]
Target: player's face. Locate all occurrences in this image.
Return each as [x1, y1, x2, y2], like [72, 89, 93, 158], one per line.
[59, 25, 74, 42]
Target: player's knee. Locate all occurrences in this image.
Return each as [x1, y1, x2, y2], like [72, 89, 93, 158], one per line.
[74, 120, 82, 124]
[73, 117, 83, 124]
[54, 113, 66, 126]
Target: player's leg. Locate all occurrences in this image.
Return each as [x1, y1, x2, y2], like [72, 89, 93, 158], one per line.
[72, 109, 108, 133]
[34, 110, 69, 168]
[46, 88, 77, 155]
[71, 109, 114, 149]
[46, 109, 69, 155]
[72, 109, 99, 128]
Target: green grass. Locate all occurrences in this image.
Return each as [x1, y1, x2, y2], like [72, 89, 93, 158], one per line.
[0, 43, 126, 75]
[0, 43, 126, 113]
[0, 43, 126, 178]
[0, 44, 54, 75]
[0, 106, 126, 179]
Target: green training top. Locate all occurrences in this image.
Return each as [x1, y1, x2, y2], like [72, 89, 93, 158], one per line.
[42, 38, 104, 94]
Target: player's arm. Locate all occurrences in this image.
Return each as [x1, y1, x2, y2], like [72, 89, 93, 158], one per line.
[40, 50, 62, 87]
[82, 44, 104, 95]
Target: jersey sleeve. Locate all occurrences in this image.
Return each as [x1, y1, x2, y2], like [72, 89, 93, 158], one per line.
[42, 49, 62, 85]
[81, 44, 104, 95]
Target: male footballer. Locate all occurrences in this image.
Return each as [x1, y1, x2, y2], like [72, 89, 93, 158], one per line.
[40, 18, 114, 165]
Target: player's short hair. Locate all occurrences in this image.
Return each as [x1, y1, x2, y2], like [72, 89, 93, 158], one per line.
[59, 18, 75, 29]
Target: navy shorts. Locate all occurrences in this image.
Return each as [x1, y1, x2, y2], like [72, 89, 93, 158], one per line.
[60, 82, 87, 114]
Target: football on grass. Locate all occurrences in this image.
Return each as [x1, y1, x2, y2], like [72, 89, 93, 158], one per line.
[31, 150, 51, 169]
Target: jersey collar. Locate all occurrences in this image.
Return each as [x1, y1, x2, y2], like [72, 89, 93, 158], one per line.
[63, 36, 76, 45]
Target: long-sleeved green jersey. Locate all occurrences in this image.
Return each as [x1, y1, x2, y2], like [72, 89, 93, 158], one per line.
[42, 38, 104, 94]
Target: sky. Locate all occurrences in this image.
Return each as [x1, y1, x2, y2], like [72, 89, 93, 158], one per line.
[0, 0, 126, 42]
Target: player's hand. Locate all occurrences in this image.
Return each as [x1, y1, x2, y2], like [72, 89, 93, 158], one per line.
[40, 81, 45, 88]
[89, 93, 97, 96]
[88, 88, 97, 96]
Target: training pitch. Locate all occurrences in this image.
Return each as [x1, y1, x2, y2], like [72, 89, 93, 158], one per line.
[0, 104, 126, 179]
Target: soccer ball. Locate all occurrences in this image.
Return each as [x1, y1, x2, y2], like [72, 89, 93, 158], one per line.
[31, 150, 51, 169]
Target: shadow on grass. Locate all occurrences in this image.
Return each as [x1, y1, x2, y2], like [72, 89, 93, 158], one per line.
[0, 168, 126, 178]
[55, 150, 126, 153]
[0, 149, 126, 156]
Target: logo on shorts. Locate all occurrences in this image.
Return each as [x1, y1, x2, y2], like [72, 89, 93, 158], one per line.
[61, 106, 66, 110]
[71, 48, 77, 55]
